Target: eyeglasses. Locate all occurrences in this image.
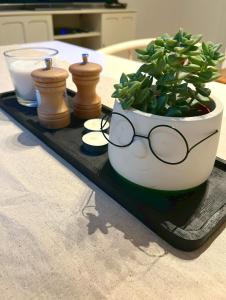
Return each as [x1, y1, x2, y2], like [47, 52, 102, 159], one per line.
[101, 112, 218, 165]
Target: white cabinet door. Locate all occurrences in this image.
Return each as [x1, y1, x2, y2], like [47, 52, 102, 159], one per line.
[0, 17, 26, 45]
[0, 15, 53, 45]
[101, 13, 136, 48]
[25, 15, 53, 42]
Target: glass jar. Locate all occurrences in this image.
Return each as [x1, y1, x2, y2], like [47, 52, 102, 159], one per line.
[4, 47, 58, 107]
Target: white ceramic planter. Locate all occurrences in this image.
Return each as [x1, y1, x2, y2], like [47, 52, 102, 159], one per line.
[108, 98, 223, 191]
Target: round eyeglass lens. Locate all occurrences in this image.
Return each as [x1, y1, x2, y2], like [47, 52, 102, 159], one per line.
[148, 125, 189, 164]
[106, 113, 135, 147]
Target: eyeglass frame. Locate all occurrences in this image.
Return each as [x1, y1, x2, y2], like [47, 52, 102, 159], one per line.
[101, 112, 218, 165]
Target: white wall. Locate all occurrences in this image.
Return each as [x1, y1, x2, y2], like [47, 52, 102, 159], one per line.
[127, 0, 226, 49]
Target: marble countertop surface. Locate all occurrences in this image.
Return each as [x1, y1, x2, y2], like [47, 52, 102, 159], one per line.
[0, 41, 225, 300]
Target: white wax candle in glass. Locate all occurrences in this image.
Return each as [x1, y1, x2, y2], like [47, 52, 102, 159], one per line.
[4, 47, 58, 107]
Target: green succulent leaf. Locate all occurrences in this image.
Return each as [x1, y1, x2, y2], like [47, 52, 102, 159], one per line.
[147, 42, 155, 54]
[195, 86, 211, 97]
[120, 73, 128, 85]
[165, 39, 178, 47]
[174, 28, 184, 42]
[175, 47, 186, 54]
[155, 38, 165, 47]
[118, 87, 129, 97]
[213, 43, 222, 52]
[113, 83, 122, 89]
[111, 90, 120, 98]
[141, 99, 149, 112]
[177, 72, 189, 80]
[156, 95, 168, 112]
[136, 88, 150, 103]
[167, 54, 183, 67]
[135, 49, 147, 55]
[158, 73, 176, 85]
[202, 42, 209, 55]
[127, 73, 138, 80]
[180, 64, 201, 72]
[196, 93, 211, 103]
[199, 70, 218, 81]
[121, 96, 135, 109]
[128, 81, 141, 95]
[165, 107, 183, 117]
[141, 76, 152, 88]
[137, 54, 150, 62]
[138, 64, 152, 73]
[189, 55, 205, 66]
[151, 48, 164, 60]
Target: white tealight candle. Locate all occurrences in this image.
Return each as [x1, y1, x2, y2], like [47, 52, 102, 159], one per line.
[84, 118, 109, 132]
[9, 60, 45, 101]
[82, 131, 109, 153]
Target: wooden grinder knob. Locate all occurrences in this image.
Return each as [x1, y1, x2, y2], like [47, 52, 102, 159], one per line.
[31, 58, 70, 129]
[216, 68, 226, 84]
[69, 54, 102, 119]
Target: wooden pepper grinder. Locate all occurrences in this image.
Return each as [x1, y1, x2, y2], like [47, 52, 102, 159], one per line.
[69, 54, 102, 119]
[31, 58, 70, 129]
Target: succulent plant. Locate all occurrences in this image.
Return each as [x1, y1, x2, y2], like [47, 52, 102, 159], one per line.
[112, 29, 225, 117]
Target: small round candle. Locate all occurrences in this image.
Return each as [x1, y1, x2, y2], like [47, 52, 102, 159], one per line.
[84, 118, 109, 132]
[82, 131, 109, 154]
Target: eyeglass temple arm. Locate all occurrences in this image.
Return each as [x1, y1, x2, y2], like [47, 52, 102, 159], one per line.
[100, 113, 111, 131]
[189, 129, 218, 153]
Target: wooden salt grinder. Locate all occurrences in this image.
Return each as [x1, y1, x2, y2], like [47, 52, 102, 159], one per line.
[69, 54, 102, 119]
[31, 58, 70, 129]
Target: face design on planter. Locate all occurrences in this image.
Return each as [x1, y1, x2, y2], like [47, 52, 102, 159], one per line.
[106, 111, 218, 172]
[107, 112, 187, 171]
[105, 98, 222, 190]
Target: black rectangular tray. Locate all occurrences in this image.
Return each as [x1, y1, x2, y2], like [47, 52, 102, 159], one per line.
[0, 90, 226, 251]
